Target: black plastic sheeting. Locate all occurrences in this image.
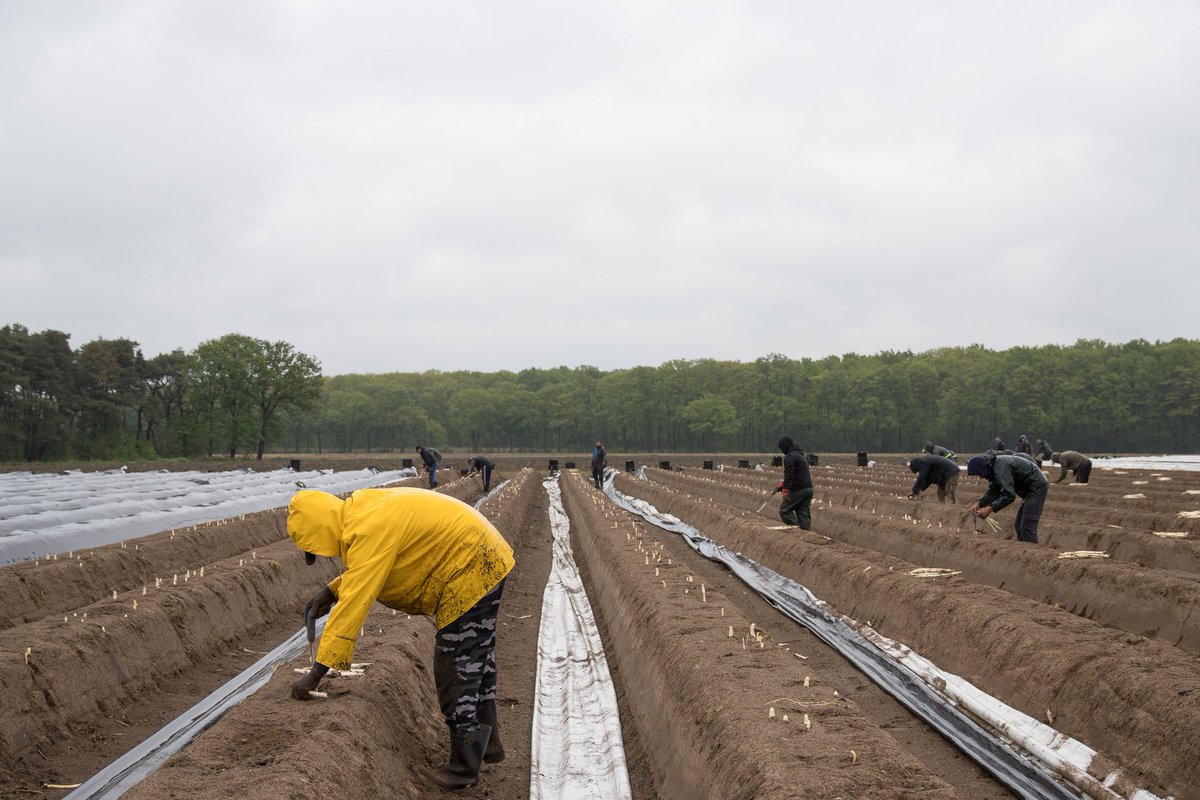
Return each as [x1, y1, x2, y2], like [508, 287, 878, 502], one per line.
[64, 620, 323, 800]
[602, 475, 1080, 800]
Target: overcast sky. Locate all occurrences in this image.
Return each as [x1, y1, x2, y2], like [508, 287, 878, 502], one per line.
[2, 2, 1198, 375]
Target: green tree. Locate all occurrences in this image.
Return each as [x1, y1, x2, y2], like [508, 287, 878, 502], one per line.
[248, 339, 323, 460]
[682, 395, 738, 451]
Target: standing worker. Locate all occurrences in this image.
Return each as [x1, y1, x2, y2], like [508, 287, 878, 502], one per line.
[922, 441, 958, 461]
[417, 444, 441, 489]
[287, 487, 514, 790]
[1016, 434, 1033, 456]
[1051, 450, 1093, 484]
[1034, 438, 1054, 467]
[907, 454, 960, 503]
[967, 450, 1050, 544]
[776, 436, 815, 530]
[467, 455, 495, 493]
[591, 440, 607, 489]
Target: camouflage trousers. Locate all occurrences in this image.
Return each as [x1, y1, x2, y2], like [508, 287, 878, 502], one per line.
[434, 578, 505, 733]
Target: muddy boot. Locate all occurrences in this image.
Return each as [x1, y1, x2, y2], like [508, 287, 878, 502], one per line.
[477, 699, 505, 763]
[433, 724, 490, 790]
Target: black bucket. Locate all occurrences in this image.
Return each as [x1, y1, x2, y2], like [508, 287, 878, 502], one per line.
[625, 460, 635, 472]
[738, 459, 750, 469]
[771, 456, 782, 467]
[703, 460, 714, 470]
[806, 453, 819, 466]
[402, 458, 413, 468]
[289, 459, 301, 472]
[857, 452, 869, 467]
[565, 462, 576, 469]
[548, 459, 559, 473]
[659, 461, 671, 470]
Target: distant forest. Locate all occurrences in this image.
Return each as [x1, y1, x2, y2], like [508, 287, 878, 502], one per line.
[2, 323, 1198, 462]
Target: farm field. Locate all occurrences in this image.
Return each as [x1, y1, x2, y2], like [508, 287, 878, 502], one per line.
[1, 459, 1198, 799]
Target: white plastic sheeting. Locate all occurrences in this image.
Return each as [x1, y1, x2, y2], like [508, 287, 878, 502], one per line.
[1093, 455, 1200, 471]
[530, 476, 632, 800]
[472, 479, 511, 509]
[0, 467, 417, 565]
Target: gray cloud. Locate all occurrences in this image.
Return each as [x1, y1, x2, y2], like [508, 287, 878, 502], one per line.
[3, 1, 1197, 375]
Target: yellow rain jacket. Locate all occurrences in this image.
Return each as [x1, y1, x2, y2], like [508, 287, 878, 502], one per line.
[287, 487, 514, 671]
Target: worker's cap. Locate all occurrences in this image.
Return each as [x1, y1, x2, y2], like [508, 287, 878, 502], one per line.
[966, 456, 988, 477]
[304, 551, 317, 566]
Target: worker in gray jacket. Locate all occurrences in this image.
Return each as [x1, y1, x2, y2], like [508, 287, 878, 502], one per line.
[967, 450, 1050, 544]
[1051, 450, 1093, 484]
[908, 455, 960, 503]
[922, 441, 958, 461]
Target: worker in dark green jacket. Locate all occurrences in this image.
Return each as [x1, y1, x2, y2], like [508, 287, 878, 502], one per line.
[967, 450, 1049, 544]
[1034, 439, 1054, 467]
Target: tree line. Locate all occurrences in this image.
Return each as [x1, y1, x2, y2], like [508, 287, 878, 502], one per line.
[2, 325, 1197, 462]
[294, 338, 1199, 456]
[0, 325, 322, 462]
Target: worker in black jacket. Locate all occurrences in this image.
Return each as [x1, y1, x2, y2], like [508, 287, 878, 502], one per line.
[967, 450, 1049, 544]
[907, 454, 960, 503]
[591, 441, 607, 489]
[416, 445, 440, 489]
[467, 456, 495, 492]
[775, 436, 814, 530]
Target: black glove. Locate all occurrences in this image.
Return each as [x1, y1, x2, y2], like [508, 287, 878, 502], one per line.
[304, 586, 337, 643]
[291, 663, 329, 700]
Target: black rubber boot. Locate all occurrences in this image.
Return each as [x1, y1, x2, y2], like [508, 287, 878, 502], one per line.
[477, 699, 505, 763]
[432, 724, 490, 790]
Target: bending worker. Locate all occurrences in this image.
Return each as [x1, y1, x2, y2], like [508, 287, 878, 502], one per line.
[776, 436, 815, 529]
[907, 453, 960, 503]
[466, 455, 495, 493]
[287, 487, 514, 790]
[416, 444, 440, 489]
[1051, 450, 1093, 484]
[967, 450, 1049, 544]
[922, 441, 958, 461]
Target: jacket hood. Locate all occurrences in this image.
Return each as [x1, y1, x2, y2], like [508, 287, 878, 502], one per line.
[909, 457, 924, 473]
[966, 455, 989, 477]
[777, 436, 800, 454]
[287, 490, 345, 558]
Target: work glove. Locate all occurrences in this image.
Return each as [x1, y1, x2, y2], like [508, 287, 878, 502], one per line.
[772, 482, 783, 495]
[304, 586, 337, 643]
[291, 663, 329, 701]
[781, 488, 789, 498]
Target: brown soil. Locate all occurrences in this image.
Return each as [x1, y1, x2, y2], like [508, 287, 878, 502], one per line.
[616, 466, 1200, 799]
[2, 458, 1196, 798]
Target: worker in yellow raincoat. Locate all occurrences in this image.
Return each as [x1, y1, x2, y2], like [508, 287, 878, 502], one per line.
[287, 487, 514, 790]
